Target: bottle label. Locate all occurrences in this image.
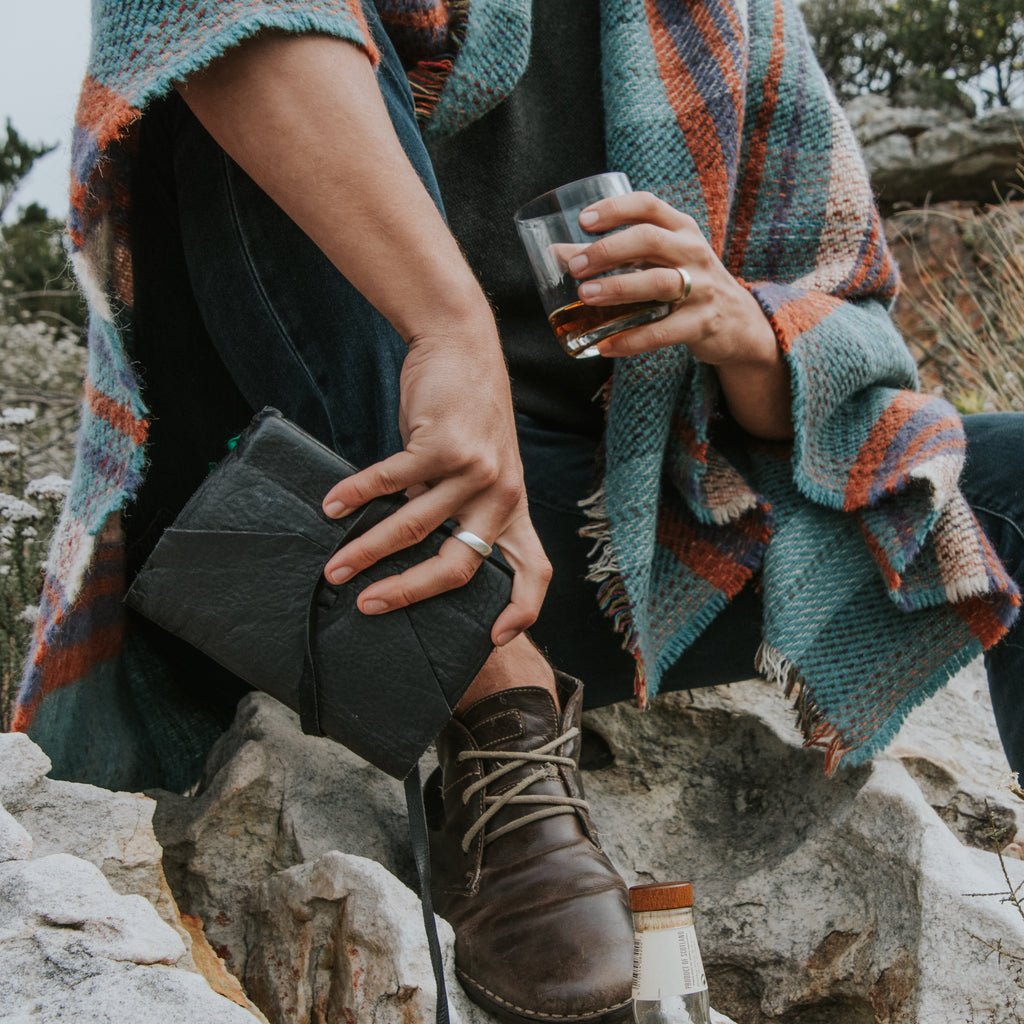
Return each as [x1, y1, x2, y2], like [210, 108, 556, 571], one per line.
[631, 922, 707, 1000]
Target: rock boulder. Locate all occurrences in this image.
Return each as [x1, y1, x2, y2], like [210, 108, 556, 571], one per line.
[846, 95, 1024, 211]
[0, 733, 266, 1023]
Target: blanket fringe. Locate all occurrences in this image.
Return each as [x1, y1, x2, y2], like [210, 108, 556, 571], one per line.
[755, 641, 854, 775]
[578, 484, 649, 706]
[405, 0, 470, 123]
[579, 484, 620, 581]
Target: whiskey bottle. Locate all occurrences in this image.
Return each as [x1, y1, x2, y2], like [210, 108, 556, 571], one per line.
[630, 881, 712, 1024]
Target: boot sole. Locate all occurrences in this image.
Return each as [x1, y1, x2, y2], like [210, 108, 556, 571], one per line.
[457, 968, 633, 1024]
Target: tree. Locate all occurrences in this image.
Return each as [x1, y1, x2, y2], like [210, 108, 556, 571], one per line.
[0, 202, 81, 325]
[0, 120, 56, 222]
[802, 0, 1024, 109]
[0, 123, 83, 326]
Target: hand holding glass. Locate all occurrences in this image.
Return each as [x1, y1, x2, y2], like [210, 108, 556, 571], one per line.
[514, 173, 671, 358]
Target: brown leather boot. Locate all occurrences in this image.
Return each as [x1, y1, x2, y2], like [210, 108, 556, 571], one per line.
[426, 673, 633, 1024]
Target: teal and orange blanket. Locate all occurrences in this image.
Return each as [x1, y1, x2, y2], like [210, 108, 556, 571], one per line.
[14, 0, 1019, 787]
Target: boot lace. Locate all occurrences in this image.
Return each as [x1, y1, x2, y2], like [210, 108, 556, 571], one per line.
[456, 727, 589, 853]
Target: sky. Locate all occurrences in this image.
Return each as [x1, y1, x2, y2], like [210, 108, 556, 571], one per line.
[1, 2, 92, 222]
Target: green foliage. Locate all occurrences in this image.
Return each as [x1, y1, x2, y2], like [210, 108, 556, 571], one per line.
[0, 319, 86, 730]
[0, 120, 55, 222]
[802, 0, 1024, 108]
[0, 203, 83, 327]
[0, 119, 84, 328]
[0, 408, 68, 731]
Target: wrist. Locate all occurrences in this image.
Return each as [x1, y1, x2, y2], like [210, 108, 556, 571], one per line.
[717, 284, 781, 369]
[392, 271, 495, 342]
[402, 289, 502, 354]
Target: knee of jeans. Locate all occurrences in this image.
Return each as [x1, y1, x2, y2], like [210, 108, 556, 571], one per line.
[962, 413, 1024, 501]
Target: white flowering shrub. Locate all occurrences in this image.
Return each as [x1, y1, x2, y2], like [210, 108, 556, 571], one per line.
[0, 317, 83, 728]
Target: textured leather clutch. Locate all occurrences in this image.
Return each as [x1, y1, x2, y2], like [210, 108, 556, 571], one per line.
[125, 406, 514, 780]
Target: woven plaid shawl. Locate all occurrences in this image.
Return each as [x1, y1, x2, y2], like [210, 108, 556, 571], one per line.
[15, 0, 1020, 781]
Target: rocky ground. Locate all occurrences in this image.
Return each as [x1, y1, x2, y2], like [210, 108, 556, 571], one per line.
[2, 659, 1023, 1023]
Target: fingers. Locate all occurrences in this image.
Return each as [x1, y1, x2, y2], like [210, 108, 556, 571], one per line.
[578, 264, 696, 307]
[578, 190, 692, 234]
[485, 517, 554, 644]
[337, 507, 553, 646]
[322, 451, 551, 642]
[350, 533, 492, 616]
[594, 315, 685, 358]
[568, 220, 696, 281]
[323, 476, 481, 584]
[322, 449, 428, 518]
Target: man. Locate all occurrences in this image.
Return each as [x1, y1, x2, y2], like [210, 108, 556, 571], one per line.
[16, 2, 1023, 1022]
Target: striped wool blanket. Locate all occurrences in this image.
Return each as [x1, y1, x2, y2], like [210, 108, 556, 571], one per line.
[15, 0, 1019, 785]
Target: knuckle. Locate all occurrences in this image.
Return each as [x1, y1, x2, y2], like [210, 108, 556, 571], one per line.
[394, 513, 432, 548]
[496, 477, 524, 512]
[432, 445, 464, 474]
[447, 560, 478, 589]
[604, 196, 625, 221]
[471, 454, 501, 488]
[344, 478, 372, 505]
[600, 274, 626, 299]
[638, 223, 666, 255]
[636, 190, 658, 211]
[647, 320, 674, 350]
[534, 555, 554, 585]
[588, 237, 610, 265]
[372, 465, 401, 495]
[697, 305, 720, 341]
[393, 583, 419, 608]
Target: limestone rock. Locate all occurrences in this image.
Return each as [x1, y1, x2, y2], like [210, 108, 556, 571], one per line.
[0, 852, 259, 1023]
[0, 732, 268, 1024]
[151, 694, 411, 973]
[151, 694, 738, 1023]
[581, 662, 1024, 1023]
[245, 850, 493, 1024]
[845, 95, 1024, 209]
[0, 732, 181, 936]
[0, 804, 31, 862]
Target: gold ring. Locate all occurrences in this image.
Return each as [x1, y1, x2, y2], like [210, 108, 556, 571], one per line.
[672, 266, 693, 303]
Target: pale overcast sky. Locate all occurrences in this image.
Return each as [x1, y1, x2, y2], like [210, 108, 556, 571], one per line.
[1, 2, 92, 221]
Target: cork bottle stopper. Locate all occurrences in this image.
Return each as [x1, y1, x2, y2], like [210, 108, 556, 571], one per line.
[628, 881, 694, 912]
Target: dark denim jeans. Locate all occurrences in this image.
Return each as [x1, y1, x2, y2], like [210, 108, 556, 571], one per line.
[129, 3, 1024, 771]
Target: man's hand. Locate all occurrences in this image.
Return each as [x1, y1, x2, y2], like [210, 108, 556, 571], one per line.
[322, 329, 552, 645]
[569, 191, 793, 440]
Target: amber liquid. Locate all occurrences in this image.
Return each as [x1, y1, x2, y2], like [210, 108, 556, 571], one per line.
[548, 299, 669, 358]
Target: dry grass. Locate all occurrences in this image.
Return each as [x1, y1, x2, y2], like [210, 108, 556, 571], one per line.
[891, 165, 1024, 415]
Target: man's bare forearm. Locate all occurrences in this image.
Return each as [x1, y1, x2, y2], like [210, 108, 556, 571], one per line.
[177, 31, 494, 344]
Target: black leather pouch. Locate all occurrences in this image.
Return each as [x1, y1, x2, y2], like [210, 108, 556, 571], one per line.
[125, 406, 513, 779]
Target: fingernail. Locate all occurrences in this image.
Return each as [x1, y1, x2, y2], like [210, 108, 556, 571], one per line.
[579, 209, 599, 227]
[568, 253, 588, 274]
[324, 501, 348, 518]
[578, 281, 601, 298]
[495, 630, 516, 646]
[329, 566, 353, 584]
[361, 598, 389, 614]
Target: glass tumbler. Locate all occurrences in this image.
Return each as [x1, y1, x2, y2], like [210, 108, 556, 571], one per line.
[514, 172, 671, 358]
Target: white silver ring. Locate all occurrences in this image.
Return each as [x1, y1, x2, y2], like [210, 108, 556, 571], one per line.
[453, 529, 493, 558]
[672, 266, 693, 303]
